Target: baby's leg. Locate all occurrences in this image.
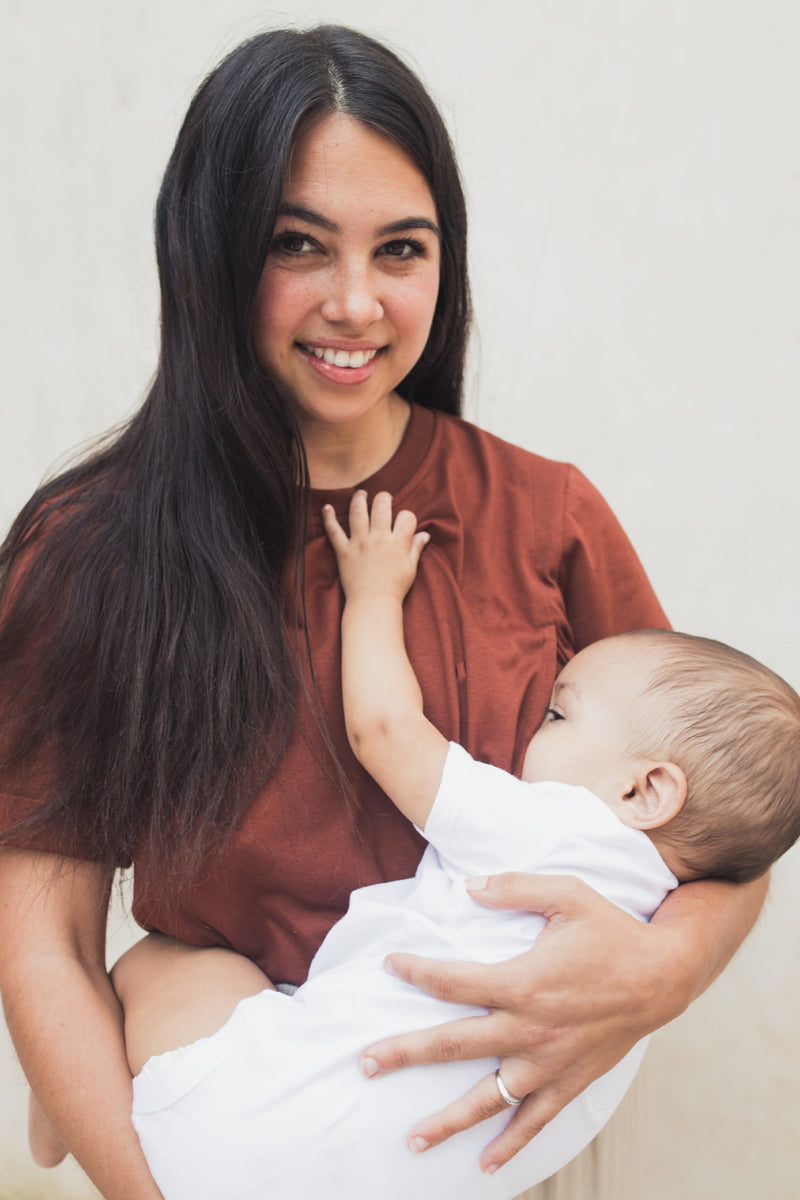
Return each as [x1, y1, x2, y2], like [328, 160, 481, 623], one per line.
[111, 933, 274, 1076]
[28, 936, 272, 1169]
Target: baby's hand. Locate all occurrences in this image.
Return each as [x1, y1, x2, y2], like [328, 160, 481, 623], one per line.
[322, 491, 429, 602]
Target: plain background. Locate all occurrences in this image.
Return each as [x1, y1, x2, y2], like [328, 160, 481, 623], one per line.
[1, 1, 798, 1197]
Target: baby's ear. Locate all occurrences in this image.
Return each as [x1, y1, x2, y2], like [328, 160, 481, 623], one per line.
[622, 761, 687, 830]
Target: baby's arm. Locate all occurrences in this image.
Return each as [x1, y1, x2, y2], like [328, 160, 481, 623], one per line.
[322, 491, 447, 830]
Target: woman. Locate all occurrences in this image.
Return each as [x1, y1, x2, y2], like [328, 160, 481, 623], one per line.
[0, 26, 765, 1200]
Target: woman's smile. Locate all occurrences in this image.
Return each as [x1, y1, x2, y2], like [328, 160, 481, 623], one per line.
[296, 340, 384, 384]
[301, 343, 380, 368]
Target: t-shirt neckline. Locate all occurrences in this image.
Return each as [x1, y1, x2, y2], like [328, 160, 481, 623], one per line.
[304, 403, 439, 535]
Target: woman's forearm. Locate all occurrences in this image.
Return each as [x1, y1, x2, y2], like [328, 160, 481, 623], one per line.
[647, 870, 769, 1009]
[4, 953, 163, 1200]
[0, 849, 163, 1200]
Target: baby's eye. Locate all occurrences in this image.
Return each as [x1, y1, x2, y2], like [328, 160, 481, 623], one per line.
[379, 238, 426, 261]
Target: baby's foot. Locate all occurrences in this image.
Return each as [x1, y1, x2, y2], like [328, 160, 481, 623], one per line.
[28, 1092, 68, 1168]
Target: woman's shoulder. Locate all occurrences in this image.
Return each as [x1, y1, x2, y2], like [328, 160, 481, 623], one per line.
[429, 407, 595, 507]
[423, 408, 656, 589]
[436, 408, 567, 467]
[4, 463, 110, 545]
[0, 466, 120, 637]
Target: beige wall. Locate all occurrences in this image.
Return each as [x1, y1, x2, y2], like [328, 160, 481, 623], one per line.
[2, 1, 798, 1196]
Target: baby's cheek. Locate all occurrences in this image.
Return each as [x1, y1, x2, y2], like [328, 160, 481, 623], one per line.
[520, 733, 550, 784]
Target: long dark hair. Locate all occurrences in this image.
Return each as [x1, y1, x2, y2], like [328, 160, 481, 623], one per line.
[0, 27, 470, 879]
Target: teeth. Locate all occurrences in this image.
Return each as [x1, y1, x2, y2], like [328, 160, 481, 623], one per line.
[307, 346, 377, 368]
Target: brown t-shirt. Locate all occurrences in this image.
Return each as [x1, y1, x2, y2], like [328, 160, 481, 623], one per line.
[0, 406, 668, 983]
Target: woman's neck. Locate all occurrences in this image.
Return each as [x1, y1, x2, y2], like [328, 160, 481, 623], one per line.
[300, 394, 411, 490]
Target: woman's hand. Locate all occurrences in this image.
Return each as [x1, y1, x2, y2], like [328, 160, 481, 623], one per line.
[358, 870, 767, 1175]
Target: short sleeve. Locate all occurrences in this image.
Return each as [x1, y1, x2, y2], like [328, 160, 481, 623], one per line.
[424, 745, 677, 919]
[424, 742, 576, 876]
[0, 742, 126, 864]
[559, 467, 669, 652]
[0, 527, 127, 866]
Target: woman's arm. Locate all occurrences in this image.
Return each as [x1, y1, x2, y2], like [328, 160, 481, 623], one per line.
[0, 847, 163, 1200]
[359, 870, 767, 1173]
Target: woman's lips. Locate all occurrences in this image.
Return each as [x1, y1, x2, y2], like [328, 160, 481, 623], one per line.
[303, 344, 379, 368]
[296, 342, 384, 384]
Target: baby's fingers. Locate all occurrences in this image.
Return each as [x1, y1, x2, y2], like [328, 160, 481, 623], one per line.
[321, 503, 348, 554]
[348, 489, 371, 536]
[364, 490, 395, 533]
[391, 507, 417, 540]
[392, 508, 429, 562]
[409, 528, 430, 568]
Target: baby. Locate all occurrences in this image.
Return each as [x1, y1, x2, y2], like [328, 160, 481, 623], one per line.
[53, 492, 800, 1199]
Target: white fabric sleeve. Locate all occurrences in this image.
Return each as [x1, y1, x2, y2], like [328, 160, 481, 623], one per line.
[423, 742, 579, 877]
[423, 743, 678, 918]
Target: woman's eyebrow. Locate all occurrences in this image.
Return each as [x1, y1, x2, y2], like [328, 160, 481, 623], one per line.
[277, 203, 337, 231]
[376, 217, 441, 239]
[276, 203, 440, 240]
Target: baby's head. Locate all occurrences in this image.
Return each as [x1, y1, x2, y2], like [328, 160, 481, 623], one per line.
[523, 630, 800, 882]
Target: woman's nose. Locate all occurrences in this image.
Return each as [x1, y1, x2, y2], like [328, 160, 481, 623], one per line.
[320, 263, 384, 328]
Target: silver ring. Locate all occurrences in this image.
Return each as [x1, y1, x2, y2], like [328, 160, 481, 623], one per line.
[494, 1068, 523, 1107]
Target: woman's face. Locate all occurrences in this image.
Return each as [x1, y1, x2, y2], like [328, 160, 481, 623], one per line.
[252, 114, 441, 437]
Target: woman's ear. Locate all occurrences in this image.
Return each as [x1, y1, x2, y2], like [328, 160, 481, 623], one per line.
[620, 761, 687, 830]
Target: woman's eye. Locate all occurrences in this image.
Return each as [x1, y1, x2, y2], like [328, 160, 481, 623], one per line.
[379, 238, 426, 261]
[544, 707, 565, 722]
[271, 231, 316, 256]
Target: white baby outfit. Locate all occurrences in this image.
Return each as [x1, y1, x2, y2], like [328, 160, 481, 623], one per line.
[132, 743, 677, 1200]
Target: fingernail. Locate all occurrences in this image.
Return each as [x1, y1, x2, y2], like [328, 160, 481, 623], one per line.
[408, 1136, 429, 1153]
[466, 876, 488, 892]
[484, 1164, 499, 1176]
[360, 1057, 380, 1079]
[383, 956, 397, 976]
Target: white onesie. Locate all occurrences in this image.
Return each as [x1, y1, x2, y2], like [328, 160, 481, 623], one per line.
[132, 743, 677, 1200]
